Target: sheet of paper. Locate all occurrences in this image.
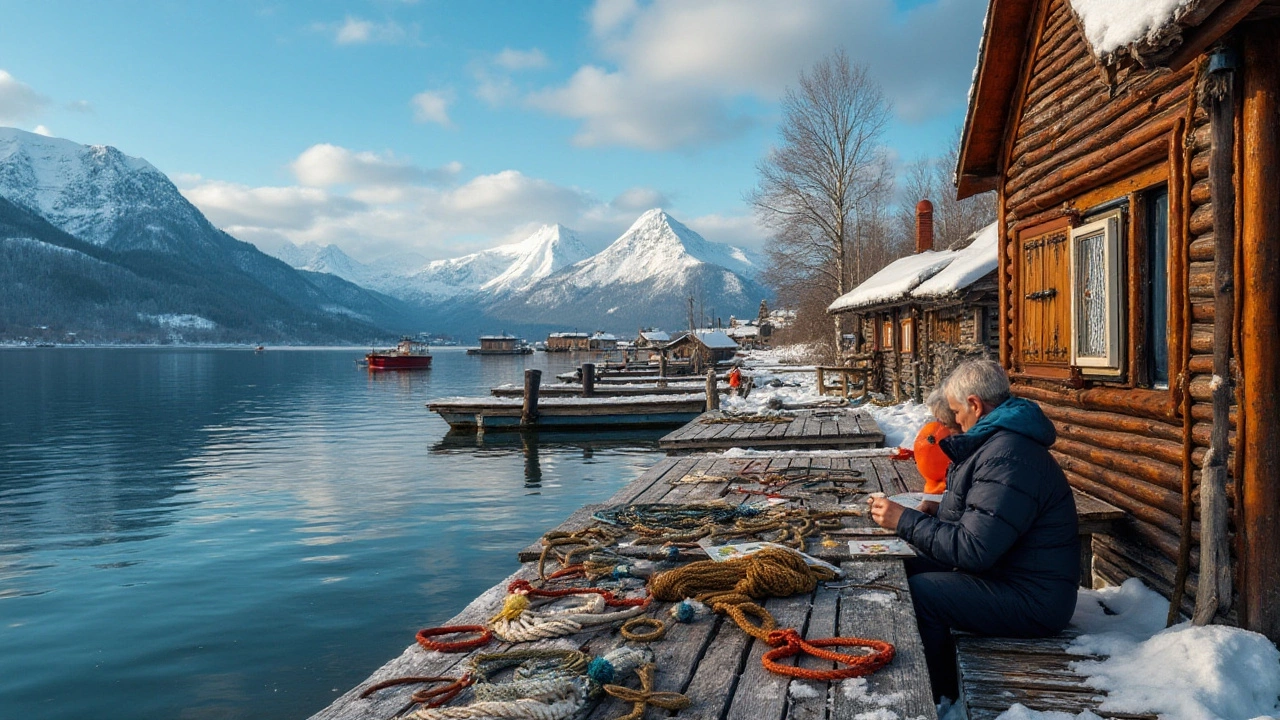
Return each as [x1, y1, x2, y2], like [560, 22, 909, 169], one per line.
[848, 539, 916, 558]
[698, 540, 844, 576]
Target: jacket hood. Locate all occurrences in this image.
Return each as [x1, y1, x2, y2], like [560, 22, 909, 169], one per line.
[940, 396, 1056, 463]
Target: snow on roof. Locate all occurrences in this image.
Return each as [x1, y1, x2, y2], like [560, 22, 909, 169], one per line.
[549, 332, 589, 338]
[592, 332, 618, 340]
[639, 331, 670, 342]
[828, 223, 999, 312]
[693, 330, 739, 349]
[911, 222, 999, 299]
[1069, 0, 1196, 58]
[725, 325, 760, 338]
[827, 251, 956, 313]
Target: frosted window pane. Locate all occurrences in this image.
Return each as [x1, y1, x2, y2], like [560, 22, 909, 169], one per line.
[1076, 233, 1108, 358]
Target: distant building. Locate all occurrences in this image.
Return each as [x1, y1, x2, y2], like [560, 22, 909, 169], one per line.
[634, 330, 671, 348]
[589, 331, 618, 351]
[664, 329, 740, 369]
[546, 332, 590, 352]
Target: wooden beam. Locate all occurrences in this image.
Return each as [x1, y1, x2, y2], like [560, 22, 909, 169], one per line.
[1240, 20, 1280, 640]
[1167, 0, 1266, 71]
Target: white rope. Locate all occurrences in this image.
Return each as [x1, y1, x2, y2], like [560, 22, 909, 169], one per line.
[490, 595, 648, 643]
[408, 678, 589, 720]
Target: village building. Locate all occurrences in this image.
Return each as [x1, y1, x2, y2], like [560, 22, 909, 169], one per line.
[956, 0, 1280, 639]
[634, 330, 671, 349]
[828, 208, 1000, 400]
[588, 331, 618, 351]
[545, 332, 590, 352]
[663, 329, 740, 370]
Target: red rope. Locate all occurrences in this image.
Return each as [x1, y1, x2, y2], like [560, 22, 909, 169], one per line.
[415, 625, 493, 653]
[545, 564, 587, 581]
[761, 628, 895, 680]
[360, 674, 474, 707]
[889, 447, 914, 461]
[507, 579, 649, 608]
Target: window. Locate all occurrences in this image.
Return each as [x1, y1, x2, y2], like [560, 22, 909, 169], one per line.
[881, 320, 893, 351]
[901, 317, 916, 354]
[1019, 224, 1071, 369]
[1145, 187, 1170, 387]
[1070, 213, 1124, 374]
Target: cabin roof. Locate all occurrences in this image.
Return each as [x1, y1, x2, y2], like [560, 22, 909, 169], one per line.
[479, 334, 518, 340]
[828, 222, 998, 313]
[669, 330, 739, 350]
[956, 0, 1250, 199]
[639, 331, 671, 342]
[549, 332, 589, 338]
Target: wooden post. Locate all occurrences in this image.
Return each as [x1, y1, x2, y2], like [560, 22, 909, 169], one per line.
[522, 369, 541, 426]
[816, 366, 826, 396]
[1241, 22, 1280, 641]
[912, 362, 923, 403]
[705, 369, 720, 411]
[841, 369, 850, 399]
[1195, 51, 1236, 625]
[658, 353, 667, 378]
[581, 363, 595, 398]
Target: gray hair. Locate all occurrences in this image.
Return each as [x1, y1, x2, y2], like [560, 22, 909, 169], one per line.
[925, 387, 958, 428]
[943, 359, 1011, 408]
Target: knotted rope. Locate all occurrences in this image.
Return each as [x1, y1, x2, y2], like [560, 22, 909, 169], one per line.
[488, 579, 649, 643]
[602, 664, 691, 720]
[647, 547, 895, 680]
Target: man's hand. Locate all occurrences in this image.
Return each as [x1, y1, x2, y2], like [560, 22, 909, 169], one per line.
[916, 500, 940, 516]
[868, 495, 906, 531]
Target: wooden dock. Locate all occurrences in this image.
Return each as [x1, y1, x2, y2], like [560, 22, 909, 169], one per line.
[490, 382, 713, 398]
[428, 395, 707, 432]
[658, 408, 885, 454]
[308, 452, 937, 720]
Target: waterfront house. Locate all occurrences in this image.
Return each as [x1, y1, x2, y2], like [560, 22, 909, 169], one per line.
[828, 204, 999, 400]
[955, 0, 1280, 638]
[589, 331, 619, 351]
[664, 329, 740, 370]
[546, 332, 590, 352]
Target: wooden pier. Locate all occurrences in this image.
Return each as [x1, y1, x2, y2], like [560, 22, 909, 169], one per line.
[658, 408, 885, 454]
[308, 451, 938, 720]
[490, 382, 713, 398]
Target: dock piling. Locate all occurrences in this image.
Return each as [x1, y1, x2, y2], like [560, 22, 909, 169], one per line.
[522, 369, 541, 426]
[581, 363, 595, 397]
[705, 369, 720, 411]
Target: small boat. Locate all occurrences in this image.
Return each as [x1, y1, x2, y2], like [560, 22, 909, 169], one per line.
[427, 394, 705, 432]
[366, 338, 432, 370]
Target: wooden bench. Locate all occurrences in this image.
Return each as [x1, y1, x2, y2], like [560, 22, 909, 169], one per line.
[955, 630, 1156, 720]
[1073, 490, 1124, 588]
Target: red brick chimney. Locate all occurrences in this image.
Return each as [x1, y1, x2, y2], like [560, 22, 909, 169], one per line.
[915, 199, 934, 253]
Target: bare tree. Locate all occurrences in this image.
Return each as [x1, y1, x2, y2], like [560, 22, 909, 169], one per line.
[749, 50, 891, 353]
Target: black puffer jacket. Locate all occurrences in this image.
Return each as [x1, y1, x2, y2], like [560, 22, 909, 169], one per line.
[896, 397, 1079, 622]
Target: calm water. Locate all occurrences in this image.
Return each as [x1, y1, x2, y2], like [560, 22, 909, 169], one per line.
[0, 347, 663, 720]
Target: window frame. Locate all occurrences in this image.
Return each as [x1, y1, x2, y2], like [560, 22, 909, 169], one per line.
[900, 316, 916, 355]
[1069, 212, 1125, 374]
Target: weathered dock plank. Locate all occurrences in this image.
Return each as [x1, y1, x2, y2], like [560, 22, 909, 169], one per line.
[659, 408, 884, 453]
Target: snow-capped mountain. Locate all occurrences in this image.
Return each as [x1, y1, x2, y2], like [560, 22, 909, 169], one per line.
[270, 223, 592, 303]
[0, 127, 419, 343]
[486, 209, 769, 331]
[0, 128, 217, 254]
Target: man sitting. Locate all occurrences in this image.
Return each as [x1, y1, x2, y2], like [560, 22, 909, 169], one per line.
[868, 359, 1079, 701]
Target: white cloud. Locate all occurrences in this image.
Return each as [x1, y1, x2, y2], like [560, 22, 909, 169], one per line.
[66, 99, 92, 113]
[0, 70, 50, 124]
[611, 186, 669, 212]
[411, 90, 453, 126]
[529, 0, 985, 149]
[494, 48, 549, 71]
[331, 16, 412, 45]
[290, 143, 458, 187]
[32, 124, 53, 137]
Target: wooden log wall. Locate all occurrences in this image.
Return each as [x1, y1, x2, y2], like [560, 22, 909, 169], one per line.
[997, 0, 1240, 611]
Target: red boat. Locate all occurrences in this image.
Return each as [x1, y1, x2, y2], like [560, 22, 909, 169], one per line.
[366, 338, 432, 370]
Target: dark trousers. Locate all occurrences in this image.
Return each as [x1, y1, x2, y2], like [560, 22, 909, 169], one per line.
[905, 556, 1064, 702]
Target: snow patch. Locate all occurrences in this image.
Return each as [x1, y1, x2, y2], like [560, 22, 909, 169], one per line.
[138, 313, 216, 330]
[993, 706, 1103, 720]
[787, 681, 823, 699]
[1060, 579, 1280, 720]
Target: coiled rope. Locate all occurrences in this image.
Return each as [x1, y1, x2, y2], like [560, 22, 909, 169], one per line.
[487, 579, 650, 643]
[647, 547, 894, 680]
[602, 664, 690, 720]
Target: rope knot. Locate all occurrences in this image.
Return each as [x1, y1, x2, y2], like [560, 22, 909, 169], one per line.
[766, 628, 803, 648]
[586, 657, 615, 684]
[489, 593, 530, 623]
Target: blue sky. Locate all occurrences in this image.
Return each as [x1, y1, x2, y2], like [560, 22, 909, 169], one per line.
[0, 0, 986, 262]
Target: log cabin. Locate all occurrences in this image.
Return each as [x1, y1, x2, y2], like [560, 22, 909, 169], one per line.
[828, 203, 1000, 401]
[957, 0, 1280, 638]
[663, 329, 740, 370]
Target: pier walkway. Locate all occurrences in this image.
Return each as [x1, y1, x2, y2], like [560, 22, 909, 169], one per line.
[658, 408, 885, 454]
[309, 451, 936, 720]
